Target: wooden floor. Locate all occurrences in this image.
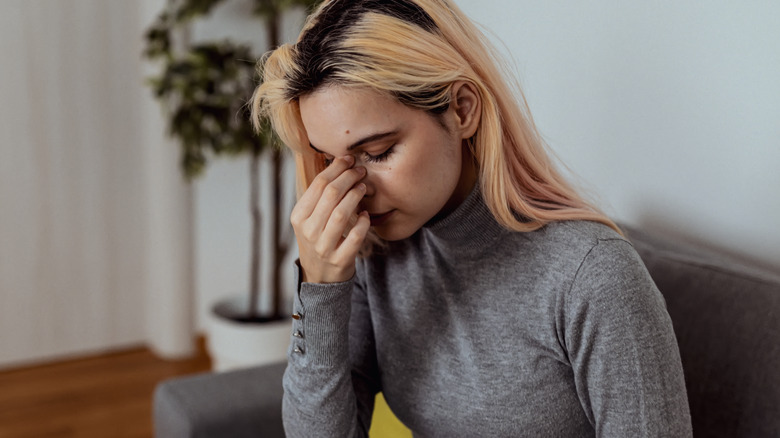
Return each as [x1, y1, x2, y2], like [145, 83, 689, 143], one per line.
[0, 339, 211, 438]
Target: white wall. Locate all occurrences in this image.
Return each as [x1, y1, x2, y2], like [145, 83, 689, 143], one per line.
[0, 0, 195, 369]
[457, 1, 780, 272]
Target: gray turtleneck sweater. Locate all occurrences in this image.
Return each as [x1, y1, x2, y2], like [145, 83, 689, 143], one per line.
[283, 186, 692, 437]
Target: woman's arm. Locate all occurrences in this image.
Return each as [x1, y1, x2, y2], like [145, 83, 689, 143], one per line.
[282, 153, 377, 436]
[282, 263, 379, 438]
[565, 238, 693, 437]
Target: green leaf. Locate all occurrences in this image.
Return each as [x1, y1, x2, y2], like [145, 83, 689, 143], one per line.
[143, 0, 324, 179]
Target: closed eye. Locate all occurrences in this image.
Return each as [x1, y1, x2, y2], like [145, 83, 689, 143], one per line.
[363, 145, 395, 163]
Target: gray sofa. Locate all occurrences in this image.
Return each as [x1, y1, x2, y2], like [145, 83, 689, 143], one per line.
[153, 225, 780, 437]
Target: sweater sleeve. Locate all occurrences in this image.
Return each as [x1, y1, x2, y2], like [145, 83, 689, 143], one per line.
[282, 261, 379, 438]
[564, 239, 693, 437]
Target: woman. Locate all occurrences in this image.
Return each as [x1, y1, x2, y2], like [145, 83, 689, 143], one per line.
[252, 0, 692, 436]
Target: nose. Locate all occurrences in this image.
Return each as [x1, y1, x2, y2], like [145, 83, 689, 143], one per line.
[356, 166, 376, 198]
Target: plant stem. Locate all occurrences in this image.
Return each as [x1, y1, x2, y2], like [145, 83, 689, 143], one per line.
[248, 2, 284, 320]
[271, 149, 284, 318]
[268, 4, 283, 319]
[248, 147, 262, 320]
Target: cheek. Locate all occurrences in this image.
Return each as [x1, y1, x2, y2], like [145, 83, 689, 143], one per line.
[414, 135, 461, 184]
[367, 131, 461, 197]
[366, 164, 402, 192]
[364, 157, 418, 199]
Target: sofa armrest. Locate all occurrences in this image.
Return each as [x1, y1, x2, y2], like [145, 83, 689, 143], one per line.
[153, 361, 287, 438]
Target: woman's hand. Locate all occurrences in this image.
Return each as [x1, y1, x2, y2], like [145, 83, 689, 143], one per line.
[291, 155, 371, 284]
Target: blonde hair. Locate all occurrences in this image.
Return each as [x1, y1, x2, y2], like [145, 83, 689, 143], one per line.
[251, 0, 620, 237]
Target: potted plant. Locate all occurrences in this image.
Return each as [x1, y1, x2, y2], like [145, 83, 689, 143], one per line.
[144, 0, 319, 370]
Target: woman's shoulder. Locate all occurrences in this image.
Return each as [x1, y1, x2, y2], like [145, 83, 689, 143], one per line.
[536, 221, 655, 293]
[495, 220, 641, 283]
[524, 220, 630, 257]
[538, 219, 625, 242]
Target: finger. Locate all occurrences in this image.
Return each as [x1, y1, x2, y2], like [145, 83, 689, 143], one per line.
[306, 165, 366, 233]
[335, 210, 370, 262]
[319, 182, 366, 248]
[293, 155, 355, 222]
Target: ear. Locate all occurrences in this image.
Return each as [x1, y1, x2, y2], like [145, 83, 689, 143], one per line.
[450, 81, 481, 139]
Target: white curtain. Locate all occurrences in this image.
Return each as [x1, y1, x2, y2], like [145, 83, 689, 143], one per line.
[0, 0, 195, 369]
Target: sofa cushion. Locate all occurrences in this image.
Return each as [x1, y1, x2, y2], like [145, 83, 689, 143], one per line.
[154, 362, 287, 438]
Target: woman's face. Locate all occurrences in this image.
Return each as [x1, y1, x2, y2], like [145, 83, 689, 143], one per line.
[299, 85, 477, 241]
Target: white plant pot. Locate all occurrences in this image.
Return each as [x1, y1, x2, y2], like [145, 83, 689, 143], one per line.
[206, 295, 291, 372]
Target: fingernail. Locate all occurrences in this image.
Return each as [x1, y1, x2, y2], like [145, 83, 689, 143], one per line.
[358, 183, 366, 191]
[343, 155, 355, 165]
[356, 166, 367, 175]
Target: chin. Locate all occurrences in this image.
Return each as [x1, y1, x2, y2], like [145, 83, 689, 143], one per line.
[372, 224, 418, 242]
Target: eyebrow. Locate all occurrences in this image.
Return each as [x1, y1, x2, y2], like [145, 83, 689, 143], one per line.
[309, 130, 398, 155]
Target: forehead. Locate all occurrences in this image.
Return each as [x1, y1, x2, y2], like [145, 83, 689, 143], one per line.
[299, 86, 405, 155]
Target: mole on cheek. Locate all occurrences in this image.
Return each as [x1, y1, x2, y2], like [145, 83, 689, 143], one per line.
[345, 130, 350, 134]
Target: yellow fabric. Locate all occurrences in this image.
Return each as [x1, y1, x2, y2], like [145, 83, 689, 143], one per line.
[369, 392, 412, 438]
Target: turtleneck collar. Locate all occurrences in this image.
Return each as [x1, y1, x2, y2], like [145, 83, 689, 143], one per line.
[421, 182, 507, 251]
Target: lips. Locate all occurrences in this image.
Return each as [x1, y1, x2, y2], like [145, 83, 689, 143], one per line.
[369, 210, 395, 226]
